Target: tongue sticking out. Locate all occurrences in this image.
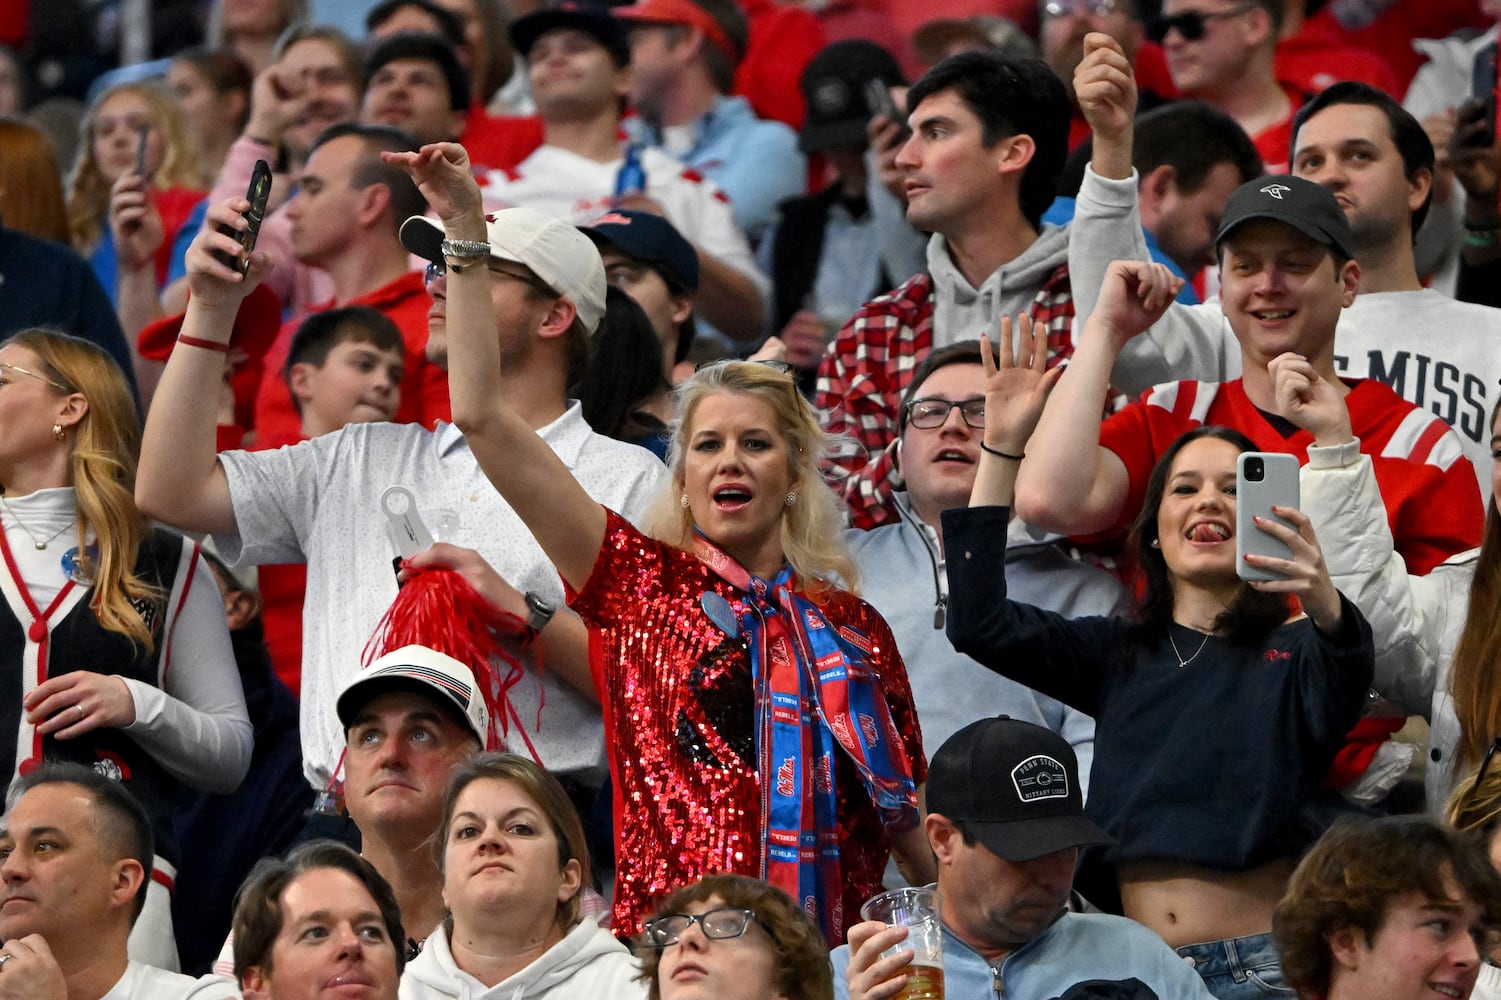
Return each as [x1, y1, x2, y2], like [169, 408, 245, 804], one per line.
[1190, 523, 1227, 543]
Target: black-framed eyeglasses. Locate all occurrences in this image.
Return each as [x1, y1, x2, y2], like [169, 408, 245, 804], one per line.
[644, 907, 758, 947]
[1146, 4, 1254, 41]
[1043, 0, 1118, 16]
[906, 396, 986, 430]
[693, 358, 796, 376]
[0, 361, 72, 393]
[423, 259, 554, 295]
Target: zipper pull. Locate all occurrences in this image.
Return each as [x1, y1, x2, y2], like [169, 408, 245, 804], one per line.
[933, 595, 947, 630]
[992, 964, 1004, 997]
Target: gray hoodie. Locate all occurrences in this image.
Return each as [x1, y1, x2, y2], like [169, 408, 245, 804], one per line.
[927, 224, 1071, 346]
[400, 920, 646, 1000]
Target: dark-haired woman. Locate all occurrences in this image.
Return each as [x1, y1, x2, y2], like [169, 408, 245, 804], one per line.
[942, 317, 1373, 1000]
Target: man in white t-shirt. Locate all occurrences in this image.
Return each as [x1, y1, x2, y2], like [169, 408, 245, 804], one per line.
[484, 1, 768, 347]
[0, 765, 238, 1000]
[136, 198, 666, 816]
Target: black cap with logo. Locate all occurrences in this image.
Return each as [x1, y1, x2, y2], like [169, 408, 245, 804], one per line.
[926, 716, 1114, 862]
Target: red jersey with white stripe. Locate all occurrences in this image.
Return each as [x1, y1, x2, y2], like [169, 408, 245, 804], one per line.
[1100, 378, 1482, 575]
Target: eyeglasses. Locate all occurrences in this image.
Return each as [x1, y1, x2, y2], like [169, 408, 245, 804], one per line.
[0, 361, 72, 393]
[423, 259, 554, 294]
[1146, 4, 1254, 41]
[644, 907, 758, 947]
[906, 396, 986, 430]
[1043, 0, 1119, 17]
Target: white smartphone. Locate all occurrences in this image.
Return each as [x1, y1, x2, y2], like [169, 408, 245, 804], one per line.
[1235, 451, 1300, 582]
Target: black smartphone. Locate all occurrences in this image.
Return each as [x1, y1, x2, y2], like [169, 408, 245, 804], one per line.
[864, 79, 910, 139]
[213, 159, 272, 275]
[1472, 42, 1497, 149]
[134, 123, 150, 177]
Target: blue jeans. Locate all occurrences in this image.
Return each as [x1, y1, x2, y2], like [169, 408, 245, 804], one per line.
[1177, 932, 1294, 1000]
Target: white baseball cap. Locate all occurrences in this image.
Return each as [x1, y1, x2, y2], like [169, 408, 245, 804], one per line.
[400, 208, 607, 334]
[335, 644, 489, 748]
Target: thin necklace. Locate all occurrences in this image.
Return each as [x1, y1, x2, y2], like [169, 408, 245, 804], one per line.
[1169, 625, 1212, 669]
[0, 495, 74, 551]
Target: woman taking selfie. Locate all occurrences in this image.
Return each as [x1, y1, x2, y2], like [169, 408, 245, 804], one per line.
[363, 141, 933, 941]
[400, 753, 641, 999]
[943, 301, 1373, 1000]
[0, 329, 250, 966]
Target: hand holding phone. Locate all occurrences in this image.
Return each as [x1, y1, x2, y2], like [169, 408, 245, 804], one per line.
[865, 79, 910, 140]
[1235, 452, 1300, 582]
[213, 159, 272, 275]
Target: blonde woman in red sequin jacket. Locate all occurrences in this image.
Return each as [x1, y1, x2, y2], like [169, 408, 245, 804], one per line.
[385, 141, 937, 938]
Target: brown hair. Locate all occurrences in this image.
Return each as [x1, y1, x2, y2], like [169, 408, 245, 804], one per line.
[6, 330, 161, 649]
[1448, 399, 1501, 774]
[637, 874, 831, 1000]
[435, 752, 591, 932]
[1273, 816, 1501, 999]
[232, 840, 406, 985]
[0, 118, 70, 244]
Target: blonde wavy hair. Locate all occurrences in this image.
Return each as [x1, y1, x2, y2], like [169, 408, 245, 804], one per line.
[66, 81, 205, 254]
[8, 330, 162, 650]
[644, 361, 859, 597]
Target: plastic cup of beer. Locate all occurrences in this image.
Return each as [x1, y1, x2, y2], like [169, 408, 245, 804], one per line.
[860, 886, 944, 1000]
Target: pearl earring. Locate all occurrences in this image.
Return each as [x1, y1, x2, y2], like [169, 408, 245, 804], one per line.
[680, 494, 690, 509]
[53, 423, 65, 441]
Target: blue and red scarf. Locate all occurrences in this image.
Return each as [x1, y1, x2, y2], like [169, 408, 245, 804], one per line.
[693, 534, 919, 941]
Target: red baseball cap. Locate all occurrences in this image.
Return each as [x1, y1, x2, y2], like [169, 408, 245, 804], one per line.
[612, 0, 742, 63]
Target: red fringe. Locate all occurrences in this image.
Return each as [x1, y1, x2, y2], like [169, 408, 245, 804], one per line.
[362, 567, 543, 761]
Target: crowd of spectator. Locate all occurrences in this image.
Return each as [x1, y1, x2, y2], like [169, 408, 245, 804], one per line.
[5, 0, 1501, 998]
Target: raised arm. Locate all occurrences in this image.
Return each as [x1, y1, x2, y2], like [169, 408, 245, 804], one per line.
[1013, 260, 1180, 534]
[1268, 352, 1455, 712]
[384, 143, 606, 591]
[1068, 34, 1232, 394]
[967, 316, 1063, 508]
[136, 198, 264, 536]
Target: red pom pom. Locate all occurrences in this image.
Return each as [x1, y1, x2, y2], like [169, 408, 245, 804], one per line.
[363, 566, 542, 760]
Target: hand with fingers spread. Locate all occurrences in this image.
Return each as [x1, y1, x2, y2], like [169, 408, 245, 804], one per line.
[0, 936, 67, 1000]
[23, 672, 135, 739]
[1088, 260, 1184, 351]
[844, 920, 915, 1000]
[1243, 505, 1344, 634]
[109, 171, 163, 272]
[1267, 352, 1352, 446]
[184, 197, 272, 308]
[979, 314, 1064, 457]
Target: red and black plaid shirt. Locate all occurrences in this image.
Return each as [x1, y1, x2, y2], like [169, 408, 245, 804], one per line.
[814, 264, 1076, 529]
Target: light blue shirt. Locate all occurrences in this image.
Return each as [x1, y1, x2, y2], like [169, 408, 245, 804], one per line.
[634, 95, 805, 240]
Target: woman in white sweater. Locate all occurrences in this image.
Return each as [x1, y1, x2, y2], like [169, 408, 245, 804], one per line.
[1280, 355, 1497, 812]
[400, 753, 645, 1000]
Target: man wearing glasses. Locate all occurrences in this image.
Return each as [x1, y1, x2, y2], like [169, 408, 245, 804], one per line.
[1148, 0, 1300, 171]
[843, 341, 1127, 789]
